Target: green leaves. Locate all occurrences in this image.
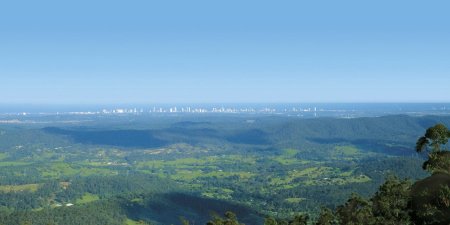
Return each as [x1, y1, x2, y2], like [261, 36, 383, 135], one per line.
[371, 176, 412, 225]
[416, 124, 449, 153]
[315, 208, 336, 225]
[425, 124, 449, 146]
[415, 124, 450, 173]
[416, 136, 429, 153]
[206, 211, 244, 225]
[336, 194, 374, 225]
[437, 185, 450, 208]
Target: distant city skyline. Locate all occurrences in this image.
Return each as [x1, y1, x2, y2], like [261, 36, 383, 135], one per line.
[1, 103, 449, 119]
[1, 1, 449, 104]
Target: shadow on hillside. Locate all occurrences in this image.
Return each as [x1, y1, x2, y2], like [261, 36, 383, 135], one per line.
[43, 127, 168, 149]
[124, 192, 263, 225]
[226, 129, 271, 145]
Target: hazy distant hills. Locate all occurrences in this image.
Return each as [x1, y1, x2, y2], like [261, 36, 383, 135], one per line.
[40, 115, 450, 156]
[272, 115, 450, 154]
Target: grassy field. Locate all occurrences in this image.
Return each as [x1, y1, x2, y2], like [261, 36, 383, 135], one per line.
[271, 149, 310, 165]
[0, 153, 8, 160]
[331, 145, 366, 159]
[284, 197, 305, 204]
[125, 219, 142, 225]
[76, 193, 100, 204]
[39, 162, 119, 178]
[201, 187, 234, 199]
[0, 161, 31, 166]
[0, 183, 40, 192]
[39, 162, 79, 178]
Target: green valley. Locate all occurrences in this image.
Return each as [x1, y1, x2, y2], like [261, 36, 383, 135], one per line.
[0, 114, 447, 224]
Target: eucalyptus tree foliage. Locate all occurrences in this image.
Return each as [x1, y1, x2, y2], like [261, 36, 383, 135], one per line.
[416, 124, 450, 173]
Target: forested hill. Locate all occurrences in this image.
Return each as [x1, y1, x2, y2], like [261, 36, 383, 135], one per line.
[277, 115, 448, 140]
[270, 115, 450, 155]
[39, 115, 450, 153]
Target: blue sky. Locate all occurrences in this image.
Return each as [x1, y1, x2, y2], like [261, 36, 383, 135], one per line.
[0, 0, 449, 104]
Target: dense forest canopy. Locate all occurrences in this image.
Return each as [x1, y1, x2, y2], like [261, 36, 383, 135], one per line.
[0, 114, 448, 224]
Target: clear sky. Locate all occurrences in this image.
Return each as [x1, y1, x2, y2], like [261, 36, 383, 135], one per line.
[0, 0, 449, 104]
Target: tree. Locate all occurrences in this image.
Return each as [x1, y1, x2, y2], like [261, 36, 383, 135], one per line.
[288, 214, 308, 225]
[411, 123, 450, 224]
[264, 217, 278, 225]
[180, 217, 190, 225]
[206, 211, 244, 225]
[416, 123, 450, 173]
[336, 194, 374, 225]
[410, 173, 450, 225]
[416, 124, 450, 152]
[315, 208, 336, 225]
[371, 176, 412, 225]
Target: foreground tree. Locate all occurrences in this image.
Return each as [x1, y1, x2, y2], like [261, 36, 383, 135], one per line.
[335, 194, 374, 225]
[410, 173, 450, 225]
[315, 208, 336, 225]
[370, 176, 412, 225]
[287, 214, 308, 225]
[264, 217, 278, 225]
[412, 123, 450, 224]
[416, 123, 450, 173]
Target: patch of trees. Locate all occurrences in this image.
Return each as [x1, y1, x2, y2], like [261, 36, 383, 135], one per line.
[196, 124, 450, 225]
[0, 200, 125, 225]
[256, 123, 450, 225]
